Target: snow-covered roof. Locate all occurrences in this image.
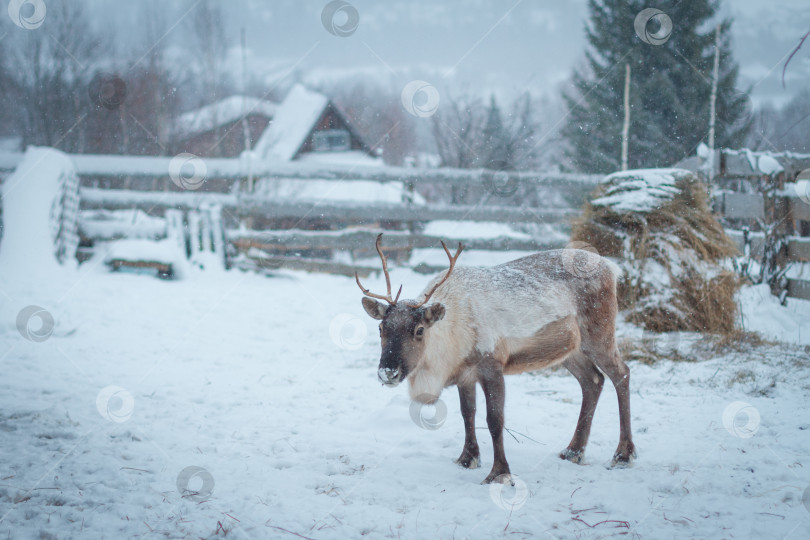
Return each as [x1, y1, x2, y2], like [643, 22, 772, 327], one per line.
[174, 95, 277, 139]
[253, 84, 330, 162]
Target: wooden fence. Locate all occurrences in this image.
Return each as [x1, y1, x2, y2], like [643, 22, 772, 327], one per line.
[2, 151, 809, 300]
[724, 229, 810, 301]
[0, 151, 598, 276]
[720, 189, 810, 301]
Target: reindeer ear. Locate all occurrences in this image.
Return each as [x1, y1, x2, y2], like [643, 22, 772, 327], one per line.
[361, 297, 388, 320]
[423, 303, 445, 326]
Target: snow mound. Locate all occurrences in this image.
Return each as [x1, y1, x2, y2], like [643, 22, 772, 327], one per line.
[740, 284, 810, 345]
[0, 146, 79, 281]
[79, 209, 166, 240]
[103, 239, 184, 267]
[592, 168, 691, 213]
[757, 154, 784, 176]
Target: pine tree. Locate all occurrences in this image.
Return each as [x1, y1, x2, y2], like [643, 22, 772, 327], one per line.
[482, 95, 510, 170]
[562, 0, 749, 173]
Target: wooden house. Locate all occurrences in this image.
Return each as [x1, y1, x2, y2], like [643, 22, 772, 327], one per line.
[172, 95, 277, 159]
[251, 84, 375, 165]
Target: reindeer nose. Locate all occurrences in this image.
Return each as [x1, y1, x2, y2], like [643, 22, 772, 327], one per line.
[378, 367, 400, 385]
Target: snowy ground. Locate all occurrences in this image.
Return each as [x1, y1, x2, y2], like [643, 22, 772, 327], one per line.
[2, 258, 810, 539]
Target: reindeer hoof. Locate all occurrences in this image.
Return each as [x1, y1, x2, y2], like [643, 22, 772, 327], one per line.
[481, 472, 515, 486]
[455, 454, 480, 469]
[559, 448, 584, 464]
[482, 468, 512, 485]
[610, 445, 637, 468]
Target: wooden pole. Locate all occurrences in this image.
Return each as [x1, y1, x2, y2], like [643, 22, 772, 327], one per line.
[241, 27, 255, 193]
[621, 63, 631, 171]
[707, 24, 721, 180]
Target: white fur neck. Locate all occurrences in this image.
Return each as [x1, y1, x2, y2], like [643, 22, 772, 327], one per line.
[407, 302, 473, 403]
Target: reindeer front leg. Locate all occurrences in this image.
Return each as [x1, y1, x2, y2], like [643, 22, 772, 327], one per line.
[478, 358, 511, 484]
[455, 382, 480, 469]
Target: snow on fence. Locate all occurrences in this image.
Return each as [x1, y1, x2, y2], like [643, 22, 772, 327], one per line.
[77, 187, 577, 224]
[0, 150, 598, 276]
[5, 149, 808, 297]
[0, 151, 600, 189]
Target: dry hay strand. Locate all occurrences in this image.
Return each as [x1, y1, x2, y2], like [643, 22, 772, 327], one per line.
[572, 169, 740, 334]
[618, 336, 698, 365]
[704, 329, 768, 354]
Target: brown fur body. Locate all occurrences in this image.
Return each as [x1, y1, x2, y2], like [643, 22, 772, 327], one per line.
[362, 249, 636, 484]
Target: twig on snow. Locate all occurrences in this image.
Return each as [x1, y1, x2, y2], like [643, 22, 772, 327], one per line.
[265, 522, 317, 540]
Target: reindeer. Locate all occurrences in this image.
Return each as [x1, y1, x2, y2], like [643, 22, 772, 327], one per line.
[357, 234, 635, 484]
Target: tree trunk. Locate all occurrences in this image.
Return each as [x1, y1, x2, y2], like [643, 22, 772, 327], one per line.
[621, 63, 631, 171]
[707, 24, 721, 179]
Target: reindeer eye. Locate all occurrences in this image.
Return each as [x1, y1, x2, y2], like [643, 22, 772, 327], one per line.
[415, 327, 424, 337]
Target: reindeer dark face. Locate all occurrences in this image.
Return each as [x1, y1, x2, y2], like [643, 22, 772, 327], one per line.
[355, 233, 462, 387]
[361, 299, 445, 386]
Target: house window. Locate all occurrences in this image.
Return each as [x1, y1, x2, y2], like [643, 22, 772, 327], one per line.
[312, 129, 350, 152]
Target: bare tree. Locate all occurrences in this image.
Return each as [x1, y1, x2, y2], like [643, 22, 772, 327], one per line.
[433, 92, 544, 172]
[329, 81, 418, 166]
[120, 0, 184, 156]
[746, 90, 810, 153]
[503, 92, 540, 171]
[184, 0, 231, 156]
[10, 0, 105, 152]
[188, 0, 229, 104]
[431, 94, 487, 169]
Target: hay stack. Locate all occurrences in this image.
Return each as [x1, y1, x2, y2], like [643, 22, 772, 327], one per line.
[572, 168, 740, 333]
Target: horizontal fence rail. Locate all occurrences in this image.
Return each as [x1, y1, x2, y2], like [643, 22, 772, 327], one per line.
[726, 230, 810, 261]
[228, 229, 566, 253]
[0, 151, 602, 189]
[715, 190, 810, 222]
[79, 188, 579, 224]
[5, 149, 809, 302]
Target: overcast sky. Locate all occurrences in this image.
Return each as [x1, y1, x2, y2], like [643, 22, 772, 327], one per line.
[86, 0, 810, 109]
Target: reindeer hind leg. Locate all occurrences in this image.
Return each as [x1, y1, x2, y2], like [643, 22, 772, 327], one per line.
[591, 348, 636, 466]
[560, 352, 604, 464]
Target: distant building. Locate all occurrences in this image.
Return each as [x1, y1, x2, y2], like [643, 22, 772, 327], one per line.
[172, 95, 277, 158]
[252, 84, 377, 166]
[172, 84, 378, 166]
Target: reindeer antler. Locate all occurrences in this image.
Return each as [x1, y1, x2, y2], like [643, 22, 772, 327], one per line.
[355, 233, 403, 305]
[412, 240, 463, 308]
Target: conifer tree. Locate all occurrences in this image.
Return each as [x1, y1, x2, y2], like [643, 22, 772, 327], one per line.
[482, 95, 510, 170]
[562, 0, 749, 173]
